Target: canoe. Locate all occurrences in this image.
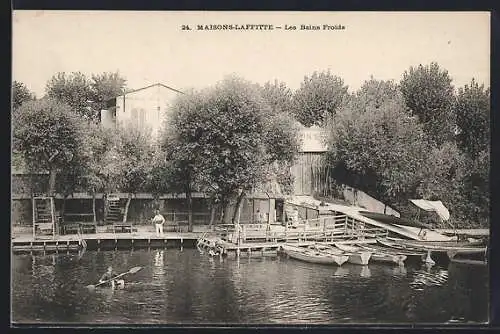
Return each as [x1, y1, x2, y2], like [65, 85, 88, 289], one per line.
[315, 243, 371, 265]
[281, 244, 349, 266]
[385, 238, 487, 253]
[354, 244, 407, 265]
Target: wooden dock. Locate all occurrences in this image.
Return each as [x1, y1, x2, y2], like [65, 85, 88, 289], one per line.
[11, 231, 211, 253]
[197, 235, 377, 258]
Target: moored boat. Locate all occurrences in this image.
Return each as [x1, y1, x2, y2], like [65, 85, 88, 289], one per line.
[384, 237, 487, 254]
[281, 244, 349, 266]
[386, 236, 485, 248]
[354, 244, 407, 265]
[318, 243, 371, 265]
[357, 243, 424, 262]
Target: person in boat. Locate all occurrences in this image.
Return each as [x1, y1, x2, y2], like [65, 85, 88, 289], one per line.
[99, 266, 124, 289]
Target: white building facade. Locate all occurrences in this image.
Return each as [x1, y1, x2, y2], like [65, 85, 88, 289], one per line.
[101, 83, 183, 140]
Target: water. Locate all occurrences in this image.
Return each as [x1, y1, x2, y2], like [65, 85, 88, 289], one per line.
[11, 248, 489, 325]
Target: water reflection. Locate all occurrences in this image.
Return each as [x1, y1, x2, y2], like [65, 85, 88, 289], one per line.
[11, 249, 488, 324]
[153, 250, 165, 281]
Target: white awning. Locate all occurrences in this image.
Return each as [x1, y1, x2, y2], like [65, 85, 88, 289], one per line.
[410, 199, 450, 221]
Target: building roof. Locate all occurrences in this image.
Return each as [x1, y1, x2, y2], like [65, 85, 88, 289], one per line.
[120, 83, 184, 97]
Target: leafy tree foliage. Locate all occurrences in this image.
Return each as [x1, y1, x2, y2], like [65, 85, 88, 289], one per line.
[454, 79, 490, 159]
[46, 72, 93, 119]
[13, 99, 87, 194]
[292, 71, 349, 127]
[90, 72, 127, 112]
[325, 79, 429, 206]
[161, 76, 300, 225]
[259, 80, 294, 115]
[45, 71, 127, 120]
[400, 62, 456, 146]
[12, 81, 35, 110]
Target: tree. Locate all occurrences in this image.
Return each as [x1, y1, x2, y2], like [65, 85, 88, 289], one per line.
[415, 142, 467, 226]
[352, 77, 401, 112]
[45, 71, 127, 121]
[89, 71, 127, 113]
[155, 91, 207, 231]
[79, 123, 117, 222]
[13, 99, 87, 194]
[454, 79, 490, 159]
[113, 125, 155, 222]
[460, 149, 489, 227]
[259, 80, 294, 115]
[400, 62, 456, 146]
[292, 70, 349, 127]
[325, 79, 429, 206]
[12, 81, 35, 110]
[163, 75, 300, 230]
[46, 72, 92, 119]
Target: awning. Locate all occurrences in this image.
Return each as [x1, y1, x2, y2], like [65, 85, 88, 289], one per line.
[410, 199, 450, 221]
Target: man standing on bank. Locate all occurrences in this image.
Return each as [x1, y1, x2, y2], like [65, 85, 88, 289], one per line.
[152, 209, 165, 237]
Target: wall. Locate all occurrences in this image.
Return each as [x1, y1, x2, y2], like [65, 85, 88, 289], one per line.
[115, 84, 181, 140]
[291, 152, 325, 195]
[10, 196, 284, 226]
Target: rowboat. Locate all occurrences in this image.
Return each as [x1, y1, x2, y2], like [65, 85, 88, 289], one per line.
[384, 238, 487, 254]
[316, 243, 371, 265]
[353, 244, 407, 265]
[386, 236, 485, 248]
[281, 244, 349, 266]
[357, 243, 425, 262]
[378, 238, 487, 262]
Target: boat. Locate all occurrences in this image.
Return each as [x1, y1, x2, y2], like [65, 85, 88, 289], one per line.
[378, 238, 487, 263]
[354, 243, 407, 265]
[357, 243, 425, 262]
[450, 258, 488, 266]
[281, 244, 349, 266]
[315, 243, 371, 265]
[385, 237, 487, 254]
[359, 211, 433, 230]
[386, 236, 485, 247]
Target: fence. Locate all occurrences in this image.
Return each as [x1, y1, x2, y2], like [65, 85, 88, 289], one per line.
[215, 213, 389, 244]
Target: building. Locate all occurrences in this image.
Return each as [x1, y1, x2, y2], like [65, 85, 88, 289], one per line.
[290, 124, 399, 216]
[100, 83, 183, 140]
[291, 124, 328, 195]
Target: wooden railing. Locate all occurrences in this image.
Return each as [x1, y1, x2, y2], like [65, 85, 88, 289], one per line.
[213, 213, 389, 244]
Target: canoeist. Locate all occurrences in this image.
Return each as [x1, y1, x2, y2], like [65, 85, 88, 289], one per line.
[99, 266, 125, 289]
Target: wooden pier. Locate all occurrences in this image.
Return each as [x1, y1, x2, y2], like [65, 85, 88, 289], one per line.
[196, 235, 377, 258]
[11, 231, 210, 253]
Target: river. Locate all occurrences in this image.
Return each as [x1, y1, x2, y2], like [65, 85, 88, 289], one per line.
[11, 248, 488, 325]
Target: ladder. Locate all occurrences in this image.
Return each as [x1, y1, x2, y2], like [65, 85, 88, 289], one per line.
[32, 195, 56, 239]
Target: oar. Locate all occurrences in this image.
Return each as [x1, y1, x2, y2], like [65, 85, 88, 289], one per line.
[86, 266, 142, 289]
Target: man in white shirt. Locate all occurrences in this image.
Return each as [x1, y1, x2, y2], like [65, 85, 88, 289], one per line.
[152, 209, 165, 236]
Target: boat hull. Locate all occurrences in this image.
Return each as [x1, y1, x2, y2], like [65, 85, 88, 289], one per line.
[378, 238, 487, 262]
[281, 245, 348, 266]
[321, 243, 372, 266]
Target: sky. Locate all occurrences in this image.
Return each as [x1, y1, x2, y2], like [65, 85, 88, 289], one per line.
[12, 11, 490, 97]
